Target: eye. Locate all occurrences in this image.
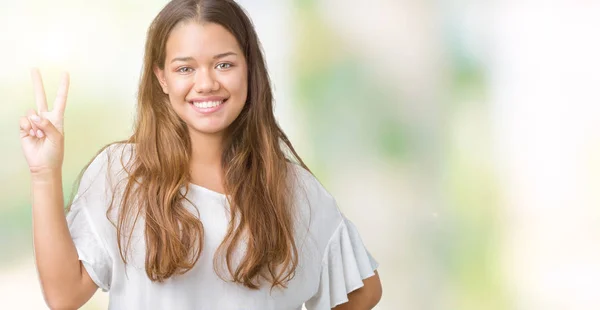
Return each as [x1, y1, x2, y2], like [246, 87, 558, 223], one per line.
[216, 63, 233, 70]
[176, 67, 194, 74]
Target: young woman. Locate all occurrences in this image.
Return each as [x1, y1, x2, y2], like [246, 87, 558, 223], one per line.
[19, 0, 382, 309]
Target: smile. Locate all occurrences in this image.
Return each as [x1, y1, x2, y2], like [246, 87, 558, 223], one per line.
[188, 98, 228, 115]
[192, 100, 223, 108]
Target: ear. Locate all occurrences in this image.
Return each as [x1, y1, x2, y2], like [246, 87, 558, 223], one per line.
[153, 65, 169, 94]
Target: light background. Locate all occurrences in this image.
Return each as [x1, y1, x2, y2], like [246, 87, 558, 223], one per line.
[1, 0, 599, 309]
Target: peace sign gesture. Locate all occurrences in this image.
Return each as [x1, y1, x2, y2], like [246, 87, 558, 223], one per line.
[19, 69, 70, 175]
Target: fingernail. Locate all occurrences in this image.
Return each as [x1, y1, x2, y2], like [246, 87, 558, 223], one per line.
[30, 115, 41, 123]
[29, 129, 35, 136]
[36, 130, 44, 138]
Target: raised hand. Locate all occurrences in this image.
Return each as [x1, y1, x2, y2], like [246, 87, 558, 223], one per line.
[19, 69, 70, 174]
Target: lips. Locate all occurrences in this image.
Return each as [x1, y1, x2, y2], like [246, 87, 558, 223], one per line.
[188, 95, 228, 103]
[188, 98, 228, 114]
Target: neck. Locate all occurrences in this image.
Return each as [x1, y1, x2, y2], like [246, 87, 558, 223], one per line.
[189, 130, 224, 167]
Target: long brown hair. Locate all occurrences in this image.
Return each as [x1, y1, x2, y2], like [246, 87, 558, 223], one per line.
[69, 0, 310, 290]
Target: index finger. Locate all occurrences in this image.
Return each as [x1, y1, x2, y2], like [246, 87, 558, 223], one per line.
[30, 68, 48, 113]
[53, 72, 70, 115]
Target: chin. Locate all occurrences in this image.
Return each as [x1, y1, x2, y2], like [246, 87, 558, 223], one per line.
[188, 124, 228, 136]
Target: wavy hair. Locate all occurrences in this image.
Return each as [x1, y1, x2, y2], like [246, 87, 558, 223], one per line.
[69, 0, 309, 290]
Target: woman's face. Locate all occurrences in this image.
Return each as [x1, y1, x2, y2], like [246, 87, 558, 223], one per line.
[155, 21, 248, 137]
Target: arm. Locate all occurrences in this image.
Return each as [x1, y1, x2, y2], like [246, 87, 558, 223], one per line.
[31, 170, 98, 309]
[332, 270, 382, 310]
[21, 70, 98, 309]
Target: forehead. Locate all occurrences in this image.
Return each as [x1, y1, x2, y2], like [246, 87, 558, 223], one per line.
[165, 21, 242, 58]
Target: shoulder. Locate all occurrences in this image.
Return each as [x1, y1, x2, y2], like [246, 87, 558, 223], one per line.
[77, 142, 135, 197]
[287, 162, 344, 238]
[288, 163, 336, 209]
[91, 142, 134, 172]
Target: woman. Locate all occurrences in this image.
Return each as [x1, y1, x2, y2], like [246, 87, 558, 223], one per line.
[19, 0, 382, 309]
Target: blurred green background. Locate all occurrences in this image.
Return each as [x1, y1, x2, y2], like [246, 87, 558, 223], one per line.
[2, 1, 600, 309]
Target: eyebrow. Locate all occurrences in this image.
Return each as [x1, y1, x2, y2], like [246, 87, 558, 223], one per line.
[170, 52, 238, 64]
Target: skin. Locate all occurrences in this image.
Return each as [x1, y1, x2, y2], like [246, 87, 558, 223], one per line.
[154, 21, 248, 194]
[19, 69, 98, 309]
[20, 21, 381, 310]
[156, 23, 384, 308]
[155, 21, 383, 309]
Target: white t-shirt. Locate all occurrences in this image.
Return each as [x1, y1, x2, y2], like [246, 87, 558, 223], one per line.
[66, 144, 379, 310]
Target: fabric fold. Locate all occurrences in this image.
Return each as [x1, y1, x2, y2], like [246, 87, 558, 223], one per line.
[67, 193, 113, 291]
[306, 217, 379, 309]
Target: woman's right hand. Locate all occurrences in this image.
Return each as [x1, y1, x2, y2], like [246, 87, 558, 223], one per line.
[19, 69, 70, 175]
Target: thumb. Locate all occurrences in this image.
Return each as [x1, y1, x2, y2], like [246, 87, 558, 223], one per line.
[30, 115, 62, 143]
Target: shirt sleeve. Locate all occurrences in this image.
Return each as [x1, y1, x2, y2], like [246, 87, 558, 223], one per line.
[65, 147, 116, 292]
[305, 215, 379, 310]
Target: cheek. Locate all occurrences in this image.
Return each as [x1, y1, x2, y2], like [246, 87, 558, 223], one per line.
[167, 77, 193, 98]
[223, 73, 248, 100]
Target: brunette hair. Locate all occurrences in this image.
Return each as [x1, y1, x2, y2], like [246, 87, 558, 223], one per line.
[69, 0, 309, 290]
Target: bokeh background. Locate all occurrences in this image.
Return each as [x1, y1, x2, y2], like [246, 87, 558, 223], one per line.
[2, 0, 600, 309]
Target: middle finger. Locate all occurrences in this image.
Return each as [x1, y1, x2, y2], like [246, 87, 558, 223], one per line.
[30, 68, 48, 114]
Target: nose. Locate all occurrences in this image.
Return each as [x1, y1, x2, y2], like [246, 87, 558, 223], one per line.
[193, 68, 219, 93]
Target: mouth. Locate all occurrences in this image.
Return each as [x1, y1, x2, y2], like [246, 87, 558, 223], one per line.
[188, 98, 228, 114]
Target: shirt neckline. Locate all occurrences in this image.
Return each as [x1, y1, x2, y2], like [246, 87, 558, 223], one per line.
[187, 182, 228, 199]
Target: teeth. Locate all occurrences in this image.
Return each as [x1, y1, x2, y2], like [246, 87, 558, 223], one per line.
[192, 100, 223, 109]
